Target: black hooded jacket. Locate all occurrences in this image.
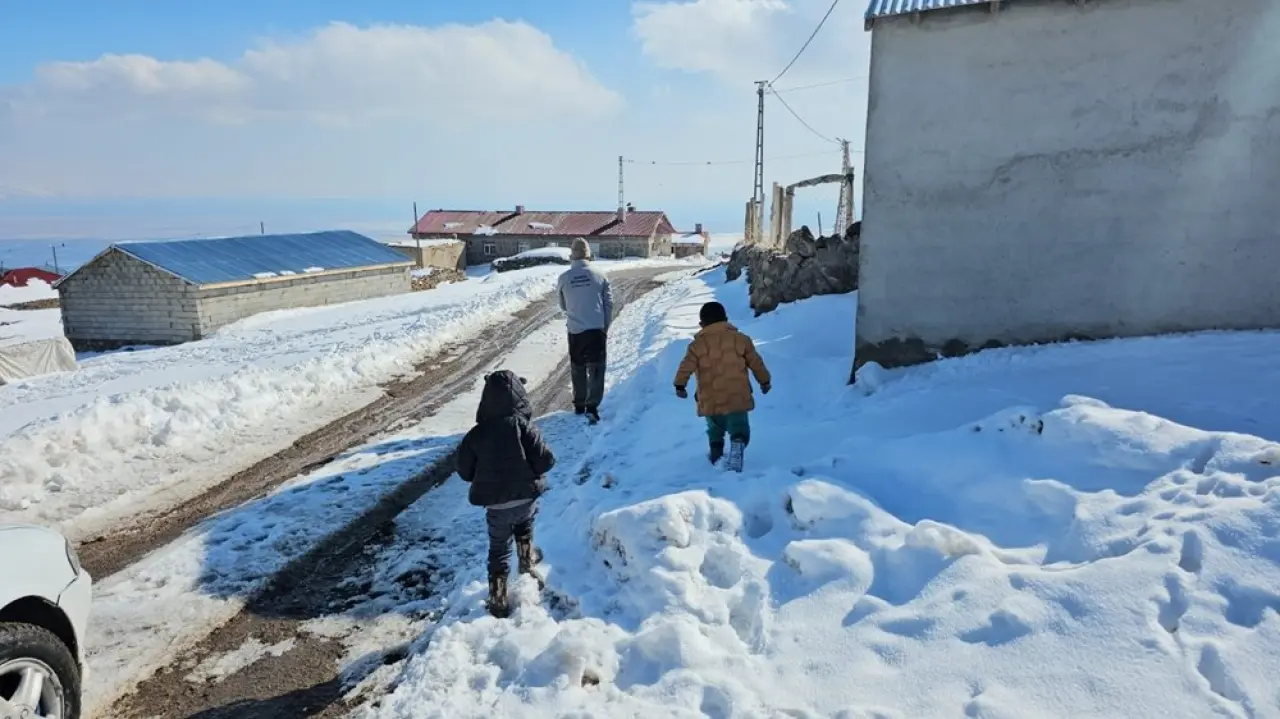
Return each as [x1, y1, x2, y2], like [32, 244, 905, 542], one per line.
[456, 370, 556, 507]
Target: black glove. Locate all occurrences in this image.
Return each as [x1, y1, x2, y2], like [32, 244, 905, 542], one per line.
[760, 383, 771, 395]
[675, 385, 688, 399]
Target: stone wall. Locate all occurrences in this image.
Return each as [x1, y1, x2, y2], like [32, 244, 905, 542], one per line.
[391, 241, 466, 271]
[726, 224, 859, 315]
[195, 265, 410, 335]
[492, 254, 571, 273]
[58, 248, 202, 350]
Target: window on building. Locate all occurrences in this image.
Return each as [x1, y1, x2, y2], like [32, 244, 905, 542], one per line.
[546, 241, 559, 248]
[483, 242, 497, 256]
[517, 241, 531, 253]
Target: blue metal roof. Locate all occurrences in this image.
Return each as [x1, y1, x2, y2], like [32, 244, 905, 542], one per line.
[112, 230, 411, 286]
[866, 0, 994, 24]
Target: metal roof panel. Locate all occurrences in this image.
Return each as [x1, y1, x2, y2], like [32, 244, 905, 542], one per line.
[113, 230, 410, 286]
[865, 0, 995, 23]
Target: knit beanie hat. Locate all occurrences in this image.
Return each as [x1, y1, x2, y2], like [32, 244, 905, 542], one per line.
[699, 301, 728, 326]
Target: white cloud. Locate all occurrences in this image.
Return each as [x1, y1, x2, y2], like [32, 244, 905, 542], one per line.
[4, 21, 621, 125]
[632, 0, 867, 85]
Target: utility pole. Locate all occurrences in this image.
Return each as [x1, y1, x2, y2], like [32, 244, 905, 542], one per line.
[834, 138, 855, 237]
[413, 201, 421, 259]
[260, 221, 265, 235]
[752, 80, 767, 242]
[618, 155, 625, 212]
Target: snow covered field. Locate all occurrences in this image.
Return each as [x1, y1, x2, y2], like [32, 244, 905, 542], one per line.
[0, 266, 571, 537]
[356, 268, 1280, 718]
[0, 277, 58, 307]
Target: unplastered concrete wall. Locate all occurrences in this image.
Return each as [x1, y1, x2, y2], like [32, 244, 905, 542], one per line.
[58, 249, 201, 350]
[856, 0, 1280, 370]
[195, 265, 411, 335]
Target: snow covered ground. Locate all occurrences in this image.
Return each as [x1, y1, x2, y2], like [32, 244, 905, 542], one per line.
[79, 285, 587, 716]
[0, 266, 562, 537]
[354, 267, 1280, 718]
[0, 306, 62, 346]
[0, 277, 58, 307]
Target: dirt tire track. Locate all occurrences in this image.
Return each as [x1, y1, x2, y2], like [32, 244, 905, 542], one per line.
[106, 269, 673, 719]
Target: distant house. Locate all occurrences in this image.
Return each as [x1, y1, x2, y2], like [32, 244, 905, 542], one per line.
[410, 206, 678, 266]
[672, 223, 710, 259]
[855, 0, 1280, 374]
[55, 231, 412, 350]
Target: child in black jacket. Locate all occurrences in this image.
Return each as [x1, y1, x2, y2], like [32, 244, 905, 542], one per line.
[456, 370, 556, 618]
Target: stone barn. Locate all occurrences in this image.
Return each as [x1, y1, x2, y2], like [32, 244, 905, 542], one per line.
[410, 206, 677, 266]
[385, 238, 466, 272]
[55, 230, 412, 350]
[855, 0, 1280, 374]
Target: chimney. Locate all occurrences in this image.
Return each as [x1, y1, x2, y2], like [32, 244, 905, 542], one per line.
[616, 206, 626, 223]
[695, 223, 703, 234]
[515, 204, 525, 214]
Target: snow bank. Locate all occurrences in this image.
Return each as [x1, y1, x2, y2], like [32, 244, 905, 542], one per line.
[516, 247, 572, 260]
[0, 278, 58, 307]
[0, 268, 565, 536]
[369, 268, 1280, 718]
[0, 306, 63, 346]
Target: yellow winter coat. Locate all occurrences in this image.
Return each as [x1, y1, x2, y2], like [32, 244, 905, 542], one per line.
[673, 322, 772, 417]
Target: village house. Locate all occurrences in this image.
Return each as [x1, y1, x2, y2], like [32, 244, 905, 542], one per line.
[55, 230, 412, 350]
[409, 205, 680, 266]
[854, 0, 1280, 374]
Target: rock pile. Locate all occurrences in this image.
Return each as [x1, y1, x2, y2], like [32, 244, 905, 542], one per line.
[727, 223, 859, 315]
[492, 254, 571, 273]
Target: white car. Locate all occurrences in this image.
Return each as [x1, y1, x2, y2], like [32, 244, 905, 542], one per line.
[0, 524, 91, 719]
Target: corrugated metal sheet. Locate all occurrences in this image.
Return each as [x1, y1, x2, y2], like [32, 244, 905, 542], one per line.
[113, 230, 411, 286]
[865, 0, 994, 23]
[411, 210, 516, 235]
[412, 209, 674, 238]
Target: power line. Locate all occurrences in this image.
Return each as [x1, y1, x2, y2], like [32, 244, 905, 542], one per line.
[770, 76, 866, 94]
[770, 90, 839, 145]
[623, 149, 837, 167]
[770, 0, 843, 86]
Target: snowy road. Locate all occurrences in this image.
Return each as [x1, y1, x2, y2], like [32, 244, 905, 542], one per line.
[97, 267, 673, 719]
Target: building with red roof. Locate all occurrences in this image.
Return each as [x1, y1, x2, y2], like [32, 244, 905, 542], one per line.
[409, 205, 680, 266]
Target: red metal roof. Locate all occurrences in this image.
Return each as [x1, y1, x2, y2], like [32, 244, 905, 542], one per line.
[411, 209, 675, 238]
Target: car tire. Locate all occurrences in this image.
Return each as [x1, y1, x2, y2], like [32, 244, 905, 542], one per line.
[0, 622, 81, 719]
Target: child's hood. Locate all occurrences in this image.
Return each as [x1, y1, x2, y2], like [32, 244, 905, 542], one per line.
[476, 369, 533, 423]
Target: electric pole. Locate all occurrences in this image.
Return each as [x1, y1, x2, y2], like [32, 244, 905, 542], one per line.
[618, 155, 625, 212]
[834, 137, 854, 237]
[753, 80, 767, 241]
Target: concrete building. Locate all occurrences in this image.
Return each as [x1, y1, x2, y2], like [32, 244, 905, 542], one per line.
[409, 206, 678, 266]
[385, 238, 466, 272]
[672, 224, 711, 259]
[55, 230, 412, 350]
[855, 0, 1280, 373]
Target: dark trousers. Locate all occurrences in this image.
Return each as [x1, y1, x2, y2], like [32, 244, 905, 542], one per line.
[568, 329, 607, 410]
[706, 412, 751, 446]
[486, 500, 537, 577]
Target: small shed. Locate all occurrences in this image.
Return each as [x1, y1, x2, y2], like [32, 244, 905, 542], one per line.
[55, 230, 413, 351]
[385, 238, 466, 271]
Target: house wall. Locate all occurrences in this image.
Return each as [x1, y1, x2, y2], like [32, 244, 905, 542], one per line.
[58, 249, 201, 350]
[856, 0, 1280, 370]
[464, 235, 654, 265]
[195, 265, 411, 335]
[390, 241, 466, 271]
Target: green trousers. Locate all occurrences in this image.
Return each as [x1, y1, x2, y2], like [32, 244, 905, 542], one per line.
[705, 412, 750, 445]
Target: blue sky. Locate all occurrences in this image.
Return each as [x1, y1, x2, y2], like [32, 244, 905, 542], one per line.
[0, 0, 870, 237]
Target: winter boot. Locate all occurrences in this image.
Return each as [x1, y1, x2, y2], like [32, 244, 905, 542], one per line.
[487, 573, 510, 618]
[574, 405, 586, 415]
[726, 439, 746, 473]
[709, 441, 725, 466]
[516, 535, 544, 575]
[586, 407, 601, 425]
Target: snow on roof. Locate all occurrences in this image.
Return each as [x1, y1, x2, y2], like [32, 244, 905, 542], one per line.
[411, 209, 676, 238]
[57, 231, 411, 288]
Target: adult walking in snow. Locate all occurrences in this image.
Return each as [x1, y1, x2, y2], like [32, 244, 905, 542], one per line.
[557, 238, 613, 424]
